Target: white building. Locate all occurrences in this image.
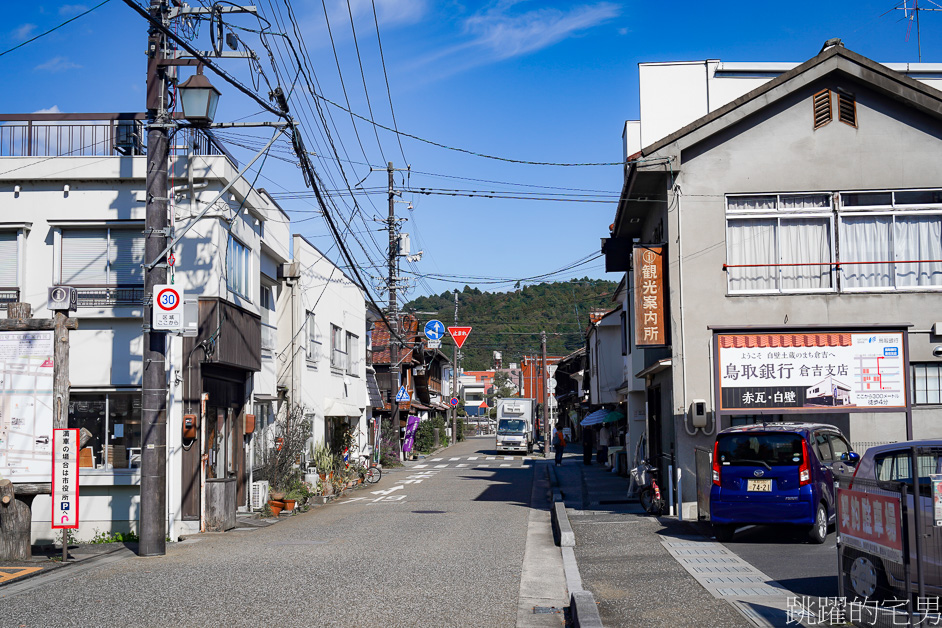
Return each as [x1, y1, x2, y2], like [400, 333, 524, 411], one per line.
[275, 234, 369, 459]
[0, 112, 297, 541]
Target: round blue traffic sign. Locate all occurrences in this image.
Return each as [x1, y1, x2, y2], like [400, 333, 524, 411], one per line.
[424, 319, 445, 340]
[450, 397, 459, 407]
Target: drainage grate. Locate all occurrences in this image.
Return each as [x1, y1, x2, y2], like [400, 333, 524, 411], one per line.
[533, 607, 562, 615]
[412, 510, 446, 514]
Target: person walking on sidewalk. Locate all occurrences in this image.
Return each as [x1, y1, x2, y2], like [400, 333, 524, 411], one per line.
[552, 426, 566, 466]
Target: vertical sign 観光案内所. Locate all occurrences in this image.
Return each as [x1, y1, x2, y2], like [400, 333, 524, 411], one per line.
[52, 428, 80, 529]
[633, 245, 666, 347]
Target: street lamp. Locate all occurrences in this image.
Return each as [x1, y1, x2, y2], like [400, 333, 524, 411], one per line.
[177, 68, 220, 126]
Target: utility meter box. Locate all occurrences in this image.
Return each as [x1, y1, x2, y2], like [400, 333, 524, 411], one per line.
[690, 399, 708, 428]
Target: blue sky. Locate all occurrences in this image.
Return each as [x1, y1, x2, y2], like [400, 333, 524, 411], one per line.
[3, 1, 941, 301]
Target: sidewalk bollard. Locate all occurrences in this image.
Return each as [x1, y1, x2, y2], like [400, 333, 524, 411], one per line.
[667, 464, 674, 516]
[433, 428, 440, 449]
[676, 467, 683, 521]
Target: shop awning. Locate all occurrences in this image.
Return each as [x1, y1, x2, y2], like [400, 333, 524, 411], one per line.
[324, 398, 362, 418]
[580, 408, 609, 426]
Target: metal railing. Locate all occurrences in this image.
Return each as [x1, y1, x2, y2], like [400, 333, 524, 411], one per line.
[0, 114, 228, 159]
[74, 285, 145, 308]
[0, 287, 20, 305]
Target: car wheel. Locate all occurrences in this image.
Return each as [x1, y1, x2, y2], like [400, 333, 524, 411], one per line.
[845, 553, 889, 601]
[808, 503, 828, 544]
[713, 524, 735, 542]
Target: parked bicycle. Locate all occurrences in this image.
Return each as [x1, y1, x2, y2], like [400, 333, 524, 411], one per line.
[350, 447, 382, 484]
[632, 459, 665, 516]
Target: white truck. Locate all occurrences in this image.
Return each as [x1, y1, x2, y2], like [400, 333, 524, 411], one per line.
[495, 398, 535, 454]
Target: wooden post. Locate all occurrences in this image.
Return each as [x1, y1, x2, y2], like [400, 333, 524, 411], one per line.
[54, 311, 70, 429]
[0, 479, 30, 560]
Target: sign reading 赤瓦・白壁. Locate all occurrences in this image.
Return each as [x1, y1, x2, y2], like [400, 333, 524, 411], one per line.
[715, 331, 906, 412]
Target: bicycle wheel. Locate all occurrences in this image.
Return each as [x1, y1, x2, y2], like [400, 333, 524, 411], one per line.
[639, 488, 655, 513]
[366, 466, 381, 484]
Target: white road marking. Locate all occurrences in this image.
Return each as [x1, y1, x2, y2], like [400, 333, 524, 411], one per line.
[504, 456, 513, 460]
[500, 463, 511, 467]
[478, 464, 490, 468]
[397, 479, 424, 484]
[435, 464, 448, 468]
[371, 485, 404, 496]
[449, 457, 460, 461]
[486, 456, 496, 460]
[468, 456, 479, 460]
[431, 458, 443, 462]
[414, 464, 428, 468]
[456, 464, 467, 468]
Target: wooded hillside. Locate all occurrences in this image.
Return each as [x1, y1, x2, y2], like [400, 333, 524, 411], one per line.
[403, 279, 618, 371]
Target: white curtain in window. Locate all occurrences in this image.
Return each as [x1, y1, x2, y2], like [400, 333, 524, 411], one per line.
[728, 196, 776, 211]
[727, 219, 776, 291]
[0, 233, 16, 287]
[62, 230, 108, 284]
[109, 229, 145, 284]
[840, 216, 892, 288]
[779, 219, 832, 290]
[779, 194, 830, 210]
[894, 215, 942, 287]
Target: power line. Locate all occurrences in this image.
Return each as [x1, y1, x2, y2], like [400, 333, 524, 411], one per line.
[0, 0, 113, 58]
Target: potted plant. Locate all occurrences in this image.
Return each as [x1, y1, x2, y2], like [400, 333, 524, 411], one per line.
[254, 405, 311, 509]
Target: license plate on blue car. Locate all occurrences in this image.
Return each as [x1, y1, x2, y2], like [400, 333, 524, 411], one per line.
[747, 479, 771, 491]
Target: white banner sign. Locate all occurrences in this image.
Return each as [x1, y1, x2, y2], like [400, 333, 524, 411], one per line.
[0, 331, 55, 481]
[52, 428, 79, 529]
[716, 331, 906, 411]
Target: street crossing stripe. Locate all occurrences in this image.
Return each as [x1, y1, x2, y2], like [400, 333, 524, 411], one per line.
[431, 458, 443, 461]
[449, 457, 460, 460]
[414, 464, 428, 468]
[0, 566, 43, 583]
[486, 457, 496, 460]
[500, 464, 511, 467]
[504, 456, 513, 460]
[435, 464, 448, 468]
[468, 456, 478, 460]
[456, 464, 467, 467]
[479, 464, 490, 467]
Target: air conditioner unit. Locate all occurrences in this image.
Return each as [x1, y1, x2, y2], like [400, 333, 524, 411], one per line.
[251, 481, 270, 510]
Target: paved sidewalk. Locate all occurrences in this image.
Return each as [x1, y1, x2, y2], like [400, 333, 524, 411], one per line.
[552, 444, 753, 628]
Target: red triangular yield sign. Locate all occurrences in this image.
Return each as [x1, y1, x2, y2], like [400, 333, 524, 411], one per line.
[448, 326, 472, 349]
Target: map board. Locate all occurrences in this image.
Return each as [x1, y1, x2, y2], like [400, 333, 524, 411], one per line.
[0, 331, 55, 482]
[715, 331, 906, 413]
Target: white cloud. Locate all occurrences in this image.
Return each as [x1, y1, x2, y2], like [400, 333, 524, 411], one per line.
[324, 0, 427, 29]
[12, 23, 37, 41]
[35, 57, 81, 72]
[33, 106, 62, 114]
[462, 1, 620, 61]
[59, 4, 89, 16]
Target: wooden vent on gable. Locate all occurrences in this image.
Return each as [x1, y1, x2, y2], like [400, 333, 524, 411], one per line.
[813, 89, 832, 129]
[838, 92, 857, 128]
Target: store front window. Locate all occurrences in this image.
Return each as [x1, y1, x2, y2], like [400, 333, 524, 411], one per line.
[69, 391, 142, 469]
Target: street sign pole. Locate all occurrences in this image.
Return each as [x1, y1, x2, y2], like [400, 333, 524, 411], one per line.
[542, 331, 549, 458]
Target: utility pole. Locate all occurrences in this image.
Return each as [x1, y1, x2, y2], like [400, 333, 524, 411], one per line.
[451, 289, 458, 441]
[541, 332, 549, 458]
[141, 0, 170, 556]
[387, 162, 401, 461]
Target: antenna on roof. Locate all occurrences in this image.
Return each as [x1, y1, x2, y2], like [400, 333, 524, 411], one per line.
[896, 0, 942, 62]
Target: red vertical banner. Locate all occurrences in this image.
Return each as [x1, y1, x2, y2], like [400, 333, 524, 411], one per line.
[52, 428, 80, 529]
[633, 245, 666, 347]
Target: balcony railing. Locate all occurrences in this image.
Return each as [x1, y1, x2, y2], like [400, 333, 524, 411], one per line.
[74, 285, 145, 308]
[0, 287, 20, 306]
[0, 114, 232, 161]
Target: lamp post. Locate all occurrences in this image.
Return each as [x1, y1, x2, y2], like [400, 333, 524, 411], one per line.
[177, 68, 221, 126]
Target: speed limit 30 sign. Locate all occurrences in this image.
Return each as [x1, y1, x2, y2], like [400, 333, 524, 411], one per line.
[153, 284, 184, 331]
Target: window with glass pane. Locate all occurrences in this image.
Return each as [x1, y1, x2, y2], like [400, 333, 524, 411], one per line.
[726, 194, 832, 293]
[227, 237, 250, 298]
[68, 392, 142, 469]
[840, 215, 892, 289]
[0, 232, 17, 288]
[331, 324, 345, 370]
[895, 215, 942, 287]
[913, 363, 942, 405]
[346, 333, 358, 375]
[306, 311, 317, 362]
[61, 229, 144, 285]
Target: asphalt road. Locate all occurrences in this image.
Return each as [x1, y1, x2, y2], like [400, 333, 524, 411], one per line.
[719, 523, 841, 598]
[2, 436, 537, 628]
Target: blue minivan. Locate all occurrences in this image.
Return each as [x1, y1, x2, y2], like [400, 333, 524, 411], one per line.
[710, 422, 855, 543]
